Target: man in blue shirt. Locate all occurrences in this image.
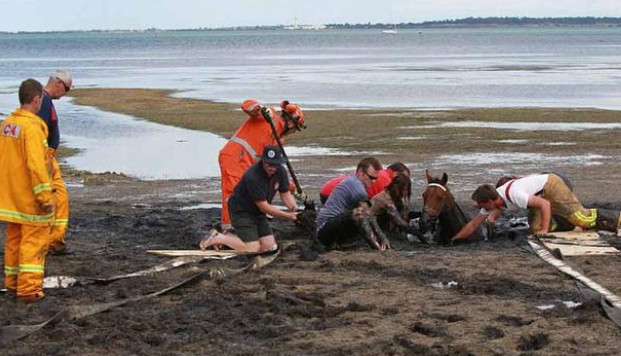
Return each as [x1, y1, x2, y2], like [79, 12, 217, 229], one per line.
[199, 146, 298, 253]
[39, 69, 72, 253]
[316, 157, 390, 250]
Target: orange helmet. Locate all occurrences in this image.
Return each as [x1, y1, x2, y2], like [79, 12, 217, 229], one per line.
[241, 99, 262, 117]
[280, 100, 306, 130]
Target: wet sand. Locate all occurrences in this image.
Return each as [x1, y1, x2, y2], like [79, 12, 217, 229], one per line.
[2, 89, 621, 354]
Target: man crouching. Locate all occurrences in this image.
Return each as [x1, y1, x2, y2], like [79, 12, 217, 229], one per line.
[316, 157, 390, 250]
[200, 145, 298, 253]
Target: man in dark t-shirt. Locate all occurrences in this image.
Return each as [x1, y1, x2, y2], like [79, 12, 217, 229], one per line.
[39, 69, 72, 253]
[199, 146, 298, 253]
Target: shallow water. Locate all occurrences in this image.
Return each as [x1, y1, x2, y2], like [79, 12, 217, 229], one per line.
[403, 121, 621, 131]
[2, 28, 621, 179]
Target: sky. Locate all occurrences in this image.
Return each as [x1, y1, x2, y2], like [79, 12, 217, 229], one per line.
[1, 0, 620, 32]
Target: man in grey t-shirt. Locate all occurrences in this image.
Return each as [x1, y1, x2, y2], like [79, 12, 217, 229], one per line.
[316, 157, 390, 250]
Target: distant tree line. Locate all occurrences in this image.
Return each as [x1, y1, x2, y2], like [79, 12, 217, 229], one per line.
[327, 17, 621, 29]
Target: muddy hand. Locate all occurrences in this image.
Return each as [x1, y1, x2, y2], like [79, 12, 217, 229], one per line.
[534, 230, 549, 238]
[379, 238, 391, 251]
[39, 201, 55, 214]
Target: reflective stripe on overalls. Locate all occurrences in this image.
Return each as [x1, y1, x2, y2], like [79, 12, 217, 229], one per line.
[229, 136, 260, 162]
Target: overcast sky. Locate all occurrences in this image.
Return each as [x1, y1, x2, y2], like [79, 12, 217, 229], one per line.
[1, 0, 620, 32]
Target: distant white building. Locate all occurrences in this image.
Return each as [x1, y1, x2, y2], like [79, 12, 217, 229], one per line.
[283, 16, 326, 30]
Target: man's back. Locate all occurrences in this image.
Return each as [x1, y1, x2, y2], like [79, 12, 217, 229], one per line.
[316, 175, 368, 230]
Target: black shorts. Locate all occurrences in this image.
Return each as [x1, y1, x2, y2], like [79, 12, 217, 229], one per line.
[230, 207, 273, 242]
[316, 209, 359, 247]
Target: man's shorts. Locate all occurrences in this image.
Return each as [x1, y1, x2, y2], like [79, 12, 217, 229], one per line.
[316, 209, 359, 247]
[230, 206, 273, 242]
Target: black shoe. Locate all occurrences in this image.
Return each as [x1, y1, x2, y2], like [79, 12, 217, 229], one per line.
[49, 245, 74, 255]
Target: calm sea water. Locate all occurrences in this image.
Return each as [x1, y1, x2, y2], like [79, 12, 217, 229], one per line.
[0, 28, 620, 179]
[1, 27, 621, 109]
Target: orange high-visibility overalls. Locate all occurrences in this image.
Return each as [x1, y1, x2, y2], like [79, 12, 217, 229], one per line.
[219, 107, 285, 230]
[0, 109, 54, 300]
[47, 149, 69, 251]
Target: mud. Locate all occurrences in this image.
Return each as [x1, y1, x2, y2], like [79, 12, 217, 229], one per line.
[2, 184, 621, 355]
[3, 129, 621, 355]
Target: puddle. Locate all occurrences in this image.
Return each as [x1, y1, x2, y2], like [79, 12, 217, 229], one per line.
[435, 153, 606, 166]
[180, 203, 222, 210]
[400, 121, 621, 131]
[497, 139, 530, 144]
[544, 142, 575, 146]
[57, 101, 348, 180]
[179, 203, 289, 211]
[536, 301, 583, 310]
[398, 136, 428, 140]
[431, 281, 458, 289]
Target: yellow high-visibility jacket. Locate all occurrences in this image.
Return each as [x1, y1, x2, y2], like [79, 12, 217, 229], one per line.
[0, 108, 54, 225]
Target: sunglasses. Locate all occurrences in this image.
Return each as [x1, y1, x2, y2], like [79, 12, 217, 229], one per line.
[365, 171, 378, 181]
[57, 78, 70, 92]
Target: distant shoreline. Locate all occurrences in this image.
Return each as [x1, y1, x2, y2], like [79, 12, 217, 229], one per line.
[2, 16, 621, 34]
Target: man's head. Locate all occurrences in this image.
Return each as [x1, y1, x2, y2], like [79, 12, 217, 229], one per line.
[472, 184, 500, 210]
[241, 99, 263, 119]
[356, 157, 382, 188]
[260, 145, 286, 176]
[280, 100, 306, 137]
[46, 69, 73, 99]
[18, 79, 44, 113]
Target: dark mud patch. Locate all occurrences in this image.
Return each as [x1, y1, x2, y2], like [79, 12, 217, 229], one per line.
[495, 315, 534, 327]
[483, 325, 505, 340]
[517, 332, 550, 351]
[457, 273, 581, 301]
[409, 321, 449, 338]
[424, 312, 468, 323]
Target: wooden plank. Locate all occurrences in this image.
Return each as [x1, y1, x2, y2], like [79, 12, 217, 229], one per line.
[547, 230, 601, 241]
[147, 250, 242, 258]
[542, 242, 620, 256]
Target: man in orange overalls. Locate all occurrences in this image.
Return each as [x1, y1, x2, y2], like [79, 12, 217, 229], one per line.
[0, 79, 55, 303]
[218, 100, 306, 232]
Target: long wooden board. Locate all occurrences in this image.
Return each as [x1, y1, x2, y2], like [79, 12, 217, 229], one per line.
[147, 249, 243, 259]
[546, 230, 601, 241]
[542, 242, 620, 256]
[540, 230, 619, 256]
[528, 240, 621, 309]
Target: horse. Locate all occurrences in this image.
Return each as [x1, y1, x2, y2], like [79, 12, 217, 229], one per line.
[420, 170, 486, 244]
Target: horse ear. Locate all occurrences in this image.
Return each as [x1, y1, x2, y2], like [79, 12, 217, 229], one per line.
[425, 169, 432, 183]
[441, 173, 448, 185]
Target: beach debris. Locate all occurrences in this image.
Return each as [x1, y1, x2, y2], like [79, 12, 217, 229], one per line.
[0, 247, 280, 343]
[431, 281, 458, 289]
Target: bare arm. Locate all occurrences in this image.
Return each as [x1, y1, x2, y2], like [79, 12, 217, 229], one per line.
[452, 213, 489, 241]
[487, 209, 502, 224]
[527, 195, 551, 235]
[255, 200, 297, 221]
[279, 190, 298, 212]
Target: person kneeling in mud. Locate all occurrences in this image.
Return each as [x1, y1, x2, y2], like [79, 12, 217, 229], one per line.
[316, 157, 390, 250]
[199, 146, 298, 253]
[370, 174, 426, 242]
[452, 173, 621, 242]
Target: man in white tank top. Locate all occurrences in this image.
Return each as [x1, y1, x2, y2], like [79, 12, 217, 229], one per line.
[452, 173, 621, 241]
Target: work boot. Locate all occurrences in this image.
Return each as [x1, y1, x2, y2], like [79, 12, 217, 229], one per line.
[49, 244, 74, 256]
[17, 291, 45, 304]
[594, 209, 621, 233]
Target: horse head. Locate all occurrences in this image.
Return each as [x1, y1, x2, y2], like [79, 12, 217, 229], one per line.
[420, 170, 457, 242]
